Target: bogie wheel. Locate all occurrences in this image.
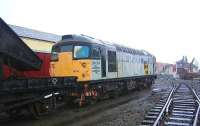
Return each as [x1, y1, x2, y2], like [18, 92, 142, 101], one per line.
[109, 90, 119, 99]
[64, 96, 76, 107]
[28, 97, 56, 119]
[88, 95, 99, 105]
[143, 82, 148, 89]
[6, 109, 22, 119]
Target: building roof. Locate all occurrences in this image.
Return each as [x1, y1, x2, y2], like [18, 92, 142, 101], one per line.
[9, 25, 61, 42]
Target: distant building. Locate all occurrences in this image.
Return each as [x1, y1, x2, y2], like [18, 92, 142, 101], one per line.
[9, 25, 61, 53]
[156, 62, 176, 77]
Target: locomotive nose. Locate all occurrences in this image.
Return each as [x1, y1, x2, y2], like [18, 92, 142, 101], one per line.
[50, 52, 73, 77]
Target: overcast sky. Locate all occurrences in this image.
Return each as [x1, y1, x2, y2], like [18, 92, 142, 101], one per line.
[1, 0, 200, 64]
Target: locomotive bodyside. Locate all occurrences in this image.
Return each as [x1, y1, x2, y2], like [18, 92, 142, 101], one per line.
[116, 47, 155, 78]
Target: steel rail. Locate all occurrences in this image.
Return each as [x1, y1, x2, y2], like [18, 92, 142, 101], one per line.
[192, 89, 200, 126]
[153, 86, 176, 126]
[166, 98, 172, 114]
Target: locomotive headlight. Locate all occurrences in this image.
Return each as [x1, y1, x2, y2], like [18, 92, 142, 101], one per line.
[82, 73, 86, 78]
[81, 62, 87, 68]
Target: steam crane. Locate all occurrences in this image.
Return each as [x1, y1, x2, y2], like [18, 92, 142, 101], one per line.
[176, 56, 199, 79]
[190, 58, 199, 73]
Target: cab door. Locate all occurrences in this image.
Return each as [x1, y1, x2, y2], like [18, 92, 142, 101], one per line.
[91, 46, 102, 80]
[144, 61, 149, 75]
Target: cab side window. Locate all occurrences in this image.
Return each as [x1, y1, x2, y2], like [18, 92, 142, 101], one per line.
[92, 47, 100, 59]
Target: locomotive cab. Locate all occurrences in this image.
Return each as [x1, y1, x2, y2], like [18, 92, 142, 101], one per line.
[50, 35, 104, 82]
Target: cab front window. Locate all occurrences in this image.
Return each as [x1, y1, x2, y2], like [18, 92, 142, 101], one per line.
[60, 45, 73, 52]
[51, 45, 73, 61]
[74, 46, 90, 59]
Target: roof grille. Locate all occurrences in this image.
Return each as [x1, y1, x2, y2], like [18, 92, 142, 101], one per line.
[62, 35, 73, 40]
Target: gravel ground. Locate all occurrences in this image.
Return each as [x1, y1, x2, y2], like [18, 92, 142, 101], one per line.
[77, 91, 157, 126]
[190, 79, 200, 96]
[0, 78, 174, 126]
[73, 79, 173, 126]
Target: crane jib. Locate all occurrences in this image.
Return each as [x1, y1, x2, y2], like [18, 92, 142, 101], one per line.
[0, 18, 42, 71]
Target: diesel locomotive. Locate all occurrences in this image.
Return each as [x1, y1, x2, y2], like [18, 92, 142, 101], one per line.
[50, 34, 156, 105]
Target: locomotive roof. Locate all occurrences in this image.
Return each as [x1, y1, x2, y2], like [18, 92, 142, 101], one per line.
[60, 34, 154, 57]
[61, 34, 103, 44]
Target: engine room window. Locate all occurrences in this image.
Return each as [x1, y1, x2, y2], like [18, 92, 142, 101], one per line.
[74, 46, 90, 58]
[108, 51, 117, 72]
[141, 58, 144, 63]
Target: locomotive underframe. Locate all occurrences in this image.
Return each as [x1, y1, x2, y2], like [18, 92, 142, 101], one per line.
[66, 74, 156, 106]
[0, 74, 156, 118]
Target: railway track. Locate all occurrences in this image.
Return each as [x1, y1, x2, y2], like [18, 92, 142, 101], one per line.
[141, 83, 200, 126]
